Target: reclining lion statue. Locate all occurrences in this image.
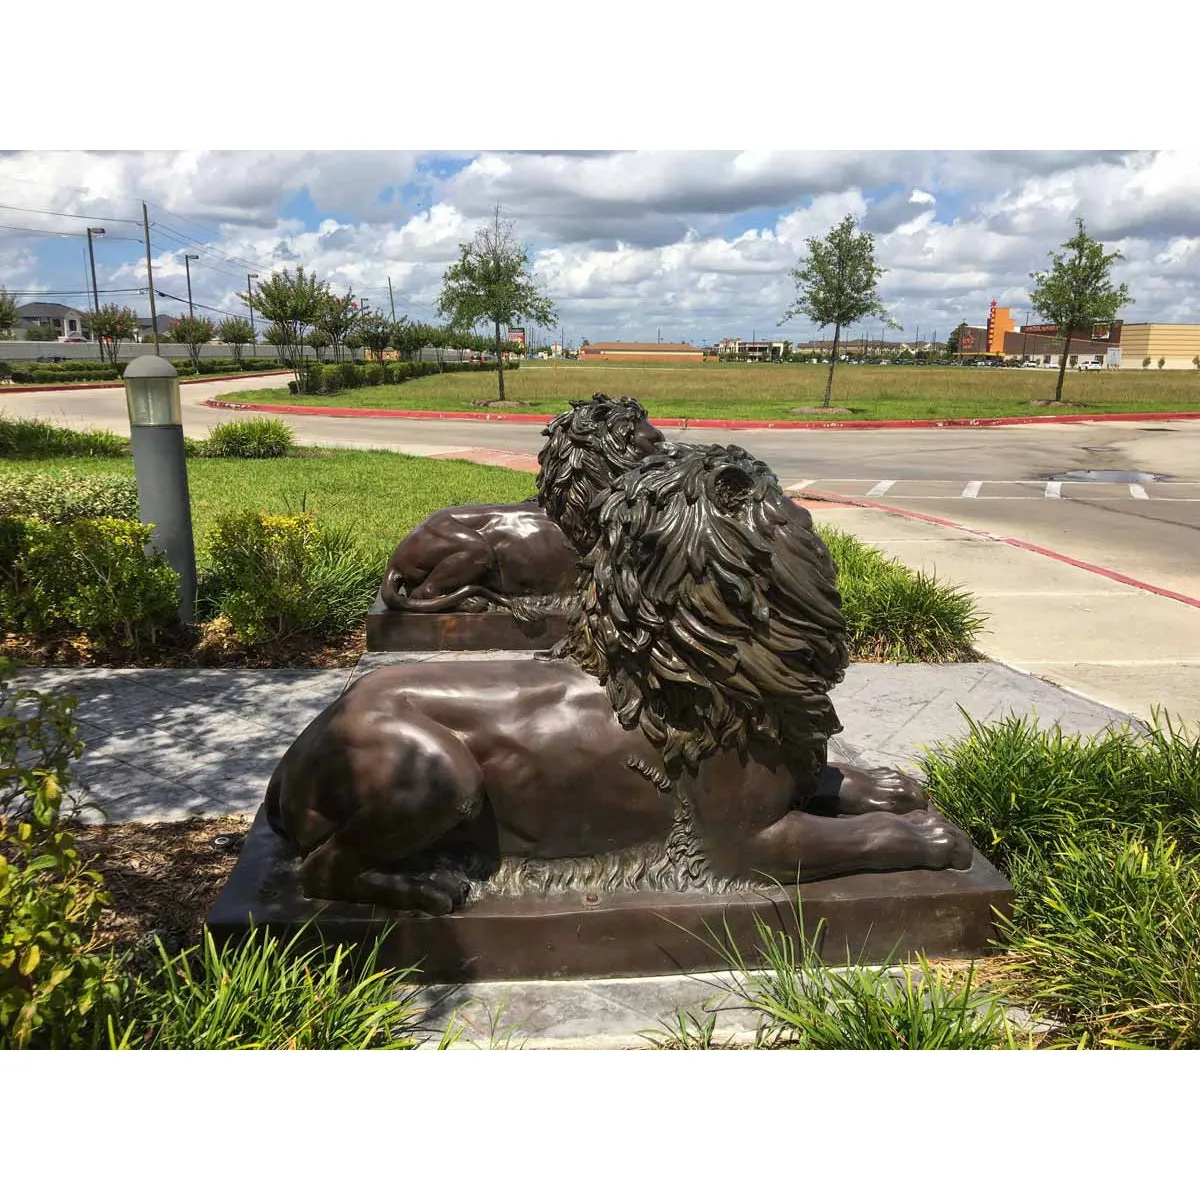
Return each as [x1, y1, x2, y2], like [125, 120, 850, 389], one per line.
[378, 393, 663, 614]
[267, 444, 971, 914]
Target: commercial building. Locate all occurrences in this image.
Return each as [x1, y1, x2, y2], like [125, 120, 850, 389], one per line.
[579, 341, 704, 362]
[1112, 324, 1200, 370]
[714, 337, 789, 361]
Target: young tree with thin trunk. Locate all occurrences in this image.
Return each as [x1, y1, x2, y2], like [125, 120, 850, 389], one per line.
[1029, 218, 1132, 403]
[779, 215, 894, 408]
[358, 314, 395, 368]
[437, 206, 556, 403]
[238, 267, 327, 390]
[314, 292, 359, 364]
[87, 304, 140, 365]
[170, 315, 216, 372]
[216, 317, 255, 367]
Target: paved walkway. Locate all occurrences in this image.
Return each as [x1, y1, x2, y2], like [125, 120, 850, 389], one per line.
[16, 655, 1131, 826]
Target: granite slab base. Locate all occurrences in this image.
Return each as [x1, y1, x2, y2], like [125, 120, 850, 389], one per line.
[364, 594, 572, 651]
[207, 807, 1014, 982]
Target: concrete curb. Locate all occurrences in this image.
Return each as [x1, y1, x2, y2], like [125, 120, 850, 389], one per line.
[0, 370, 290, 395]
[801, 488, 1200, 610]
[201, 397, 1200, 431]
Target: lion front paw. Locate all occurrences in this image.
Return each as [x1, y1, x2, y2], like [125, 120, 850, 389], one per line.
[899, 809, 973, 871]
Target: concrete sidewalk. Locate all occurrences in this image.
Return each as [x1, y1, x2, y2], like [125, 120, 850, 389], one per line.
[809, 504, 1200, 726]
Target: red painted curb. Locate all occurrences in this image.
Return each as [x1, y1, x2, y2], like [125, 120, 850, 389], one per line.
[0, 370, 290, 395]
[800, 489, 1200, 611]
[200, 398, 1200, 431]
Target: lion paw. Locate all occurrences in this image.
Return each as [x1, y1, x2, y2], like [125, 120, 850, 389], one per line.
[899, 809, 973, 871]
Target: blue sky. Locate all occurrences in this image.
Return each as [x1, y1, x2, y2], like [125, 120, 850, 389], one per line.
[2, 150, 1197, 346]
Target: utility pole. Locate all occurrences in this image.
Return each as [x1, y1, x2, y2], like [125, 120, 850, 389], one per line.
[387, 276, 396, 322]
[86, 226, 105, 360]
[246, 273, 259, 358]
[183, 253, 198, 319]
[142, 201, 160, 354]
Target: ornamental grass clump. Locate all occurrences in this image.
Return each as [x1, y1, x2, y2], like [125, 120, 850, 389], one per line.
[921, 711, 1200, 1047]
[0, 416, 125, 459]
[818, 524, 985, 662]
[202, 417, 294, 459]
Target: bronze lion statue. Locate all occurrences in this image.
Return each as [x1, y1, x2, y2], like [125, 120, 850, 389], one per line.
[267, 444, 971, 914]
[378, 393, 663, 613]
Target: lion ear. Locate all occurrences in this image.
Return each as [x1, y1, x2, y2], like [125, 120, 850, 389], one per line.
[709, 465, 754, 514]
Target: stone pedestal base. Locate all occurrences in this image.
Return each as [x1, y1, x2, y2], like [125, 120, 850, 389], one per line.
[207, 808, 1014, 982]
[364, 593, 572, 651]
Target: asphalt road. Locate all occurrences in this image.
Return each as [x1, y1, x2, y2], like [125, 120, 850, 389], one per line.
[5, 376, 1200, 597]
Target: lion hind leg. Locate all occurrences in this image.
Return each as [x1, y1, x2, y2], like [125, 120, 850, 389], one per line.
[806, 763, 929, 816]
[298, 712, 487, 915]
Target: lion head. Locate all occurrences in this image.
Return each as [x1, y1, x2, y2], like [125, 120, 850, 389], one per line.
[536, 394, 664, 552]
[566, 444, 848, 781]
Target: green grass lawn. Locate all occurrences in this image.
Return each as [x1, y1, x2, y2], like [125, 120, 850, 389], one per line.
[221, 360, 1200, 421]
[0, 451, 536, 565]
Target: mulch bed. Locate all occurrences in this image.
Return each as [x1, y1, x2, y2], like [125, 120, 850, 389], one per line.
[2, 624, 365, 670]
[73, 815, 251, 957]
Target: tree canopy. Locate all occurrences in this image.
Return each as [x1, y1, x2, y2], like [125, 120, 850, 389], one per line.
[88, 304, 140, 365]
[1029, 217, 1132, 401]
[437, 207, 556, 402]
[780, 214, 893, 406]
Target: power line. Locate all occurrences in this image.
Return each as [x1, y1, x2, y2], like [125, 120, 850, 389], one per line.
[148, 203, 272, 271]
[150, 221, 268, 276]
[148, 229, 248, 281]
[8, 287, 144, 296]
[0, 202, 140, 225]
[0, 222, 141, 242]
[152, 288, 253, 321]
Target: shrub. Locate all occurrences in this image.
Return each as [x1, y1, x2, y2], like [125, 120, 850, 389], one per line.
[0, 470, 139, 521]
[115, 927, 422, 1050]
[0, 517, 180, 645]
[202, 418, 294, 459]
[303, 362, 325, 394]
[0, 416, 126, 459]
[0, 661, 123, 1049]
[363, 362, 383, 387]
[202, 511, 378, 643]
[338, 360, 359, 390]
[818, 525, 985, 662]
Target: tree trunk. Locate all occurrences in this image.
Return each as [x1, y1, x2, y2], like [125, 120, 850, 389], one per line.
[823, 324, 842, 407]
[1054, 331, 1074, 402]
[494, 319, 506, 401]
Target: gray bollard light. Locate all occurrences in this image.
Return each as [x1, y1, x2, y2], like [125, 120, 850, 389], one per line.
[122, 355, 197, 624]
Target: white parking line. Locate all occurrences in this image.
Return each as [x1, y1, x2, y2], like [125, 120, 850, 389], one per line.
[962, 481, 982, 498]
[866, 480, 896, 497]
[1045, 481, 1062, 499]
[1129, 484, 1149, 500]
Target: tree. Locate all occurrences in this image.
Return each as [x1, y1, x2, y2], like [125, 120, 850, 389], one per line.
[1157, 357, 1166, 370]
[945, 321, 968, 356]
[0, 288, 17, 340]
[87, 304, 139, 365]
[304, 329, 331, 362]
[216, 317, 255, 367]
[238, 266, 326, 389]
[1142, 357, 1152, 370]
[313, 291, 359, 363]
[779, 214, 894, 407]
[390, 317, 425, 362]
[437, 206, 556, 402]
[1192, 356, 1200, 370]
[170, 315, 216, 371]
[1029, 218, 1132, 403]
[358, 314, 395, 368]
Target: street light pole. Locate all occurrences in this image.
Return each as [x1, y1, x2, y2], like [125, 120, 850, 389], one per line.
[86, 226, 105, 361]
[183, 254, 198, 319]
[246, 273, 259, 358]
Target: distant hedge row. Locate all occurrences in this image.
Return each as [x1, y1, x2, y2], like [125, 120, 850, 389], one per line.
[0, 359, 285, 384]
[290, 358, 518, 394]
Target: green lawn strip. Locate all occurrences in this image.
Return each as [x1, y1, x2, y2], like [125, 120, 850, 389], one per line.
[218, 361, 1200, 421]
[0, 452, 536, 566]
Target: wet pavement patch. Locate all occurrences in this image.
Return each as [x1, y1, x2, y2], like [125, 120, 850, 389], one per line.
[1044, 469, 1166, 483]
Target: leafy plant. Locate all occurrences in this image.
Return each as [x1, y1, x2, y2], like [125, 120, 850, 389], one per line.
[0, 516, 180, 646]
[0, 470, 138, 521]
[170, 315, 217, 372]
[216, 317, 256, 366]
[87, 304, 140, 365]
[1157, 357, 1166, 370]
[116, 926, 422, 1050]
[0, 416, 126, 459]
[0, 289, 18, 340]
[239, 267, 328, 389]
[202, 418, 294, 459]
[0, 660, 123, 1049]
[202, 510, 377, 643]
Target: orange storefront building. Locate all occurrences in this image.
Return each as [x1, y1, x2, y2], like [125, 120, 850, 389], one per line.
[578, 341, 704, 362]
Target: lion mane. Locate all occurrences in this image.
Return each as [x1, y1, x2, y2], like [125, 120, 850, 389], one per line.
[536, 393, 658, 553]
[566, 444, 850, 783]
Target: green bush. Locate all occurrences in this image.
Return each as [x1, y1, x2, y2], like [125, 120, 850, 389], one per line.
[0, 470, 139, 521]
[818, 525, 985, 662]
[338, 360, 359, 390]
[115, 927, 422, 1050]
[0, 517, 180, 645]
[202, 418, 294, 459]
[363, 362, 383, 387]
[0, 416, 126, 459]
[202, 511, 378, 643]
[0, 660, 123, 1049]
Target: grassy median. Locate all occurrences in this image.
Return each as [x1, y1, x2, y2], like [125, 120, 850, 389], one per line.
[219, 359, 1200, 421]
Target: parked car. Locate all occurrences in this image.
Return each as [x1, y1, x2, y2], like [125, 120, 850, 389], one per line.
[1078, 360, 1103, 371]
[35, 355, 66, 363]
[1020, 361, 1041, 368]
